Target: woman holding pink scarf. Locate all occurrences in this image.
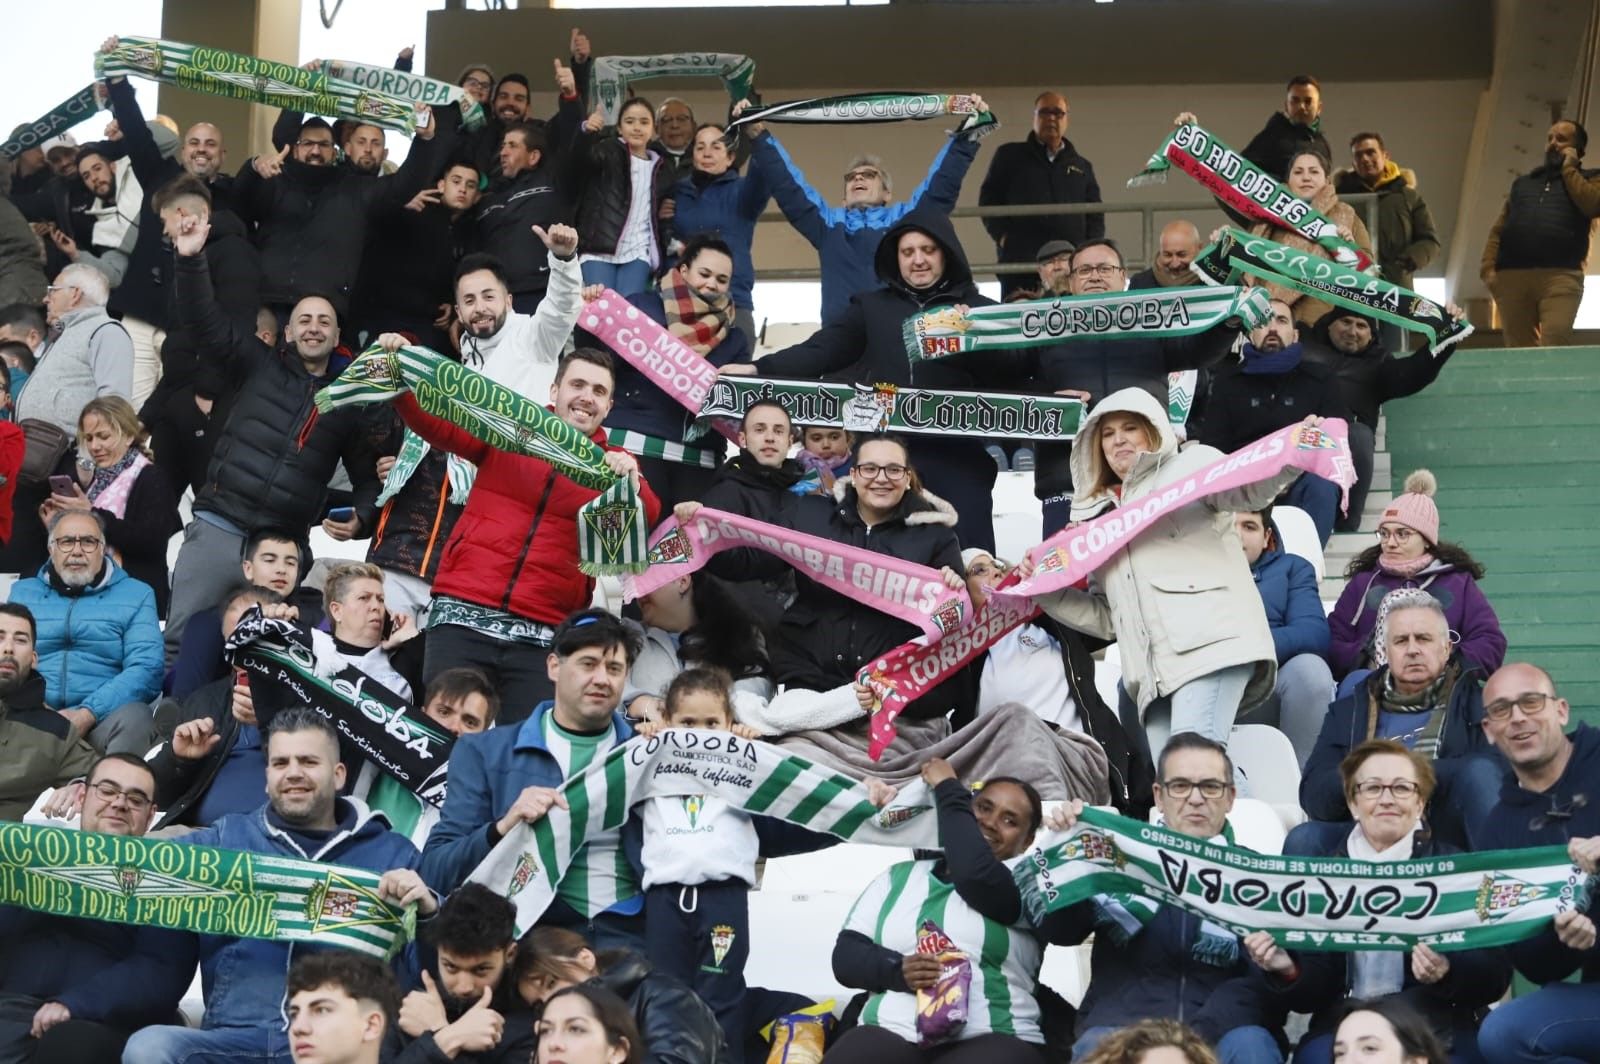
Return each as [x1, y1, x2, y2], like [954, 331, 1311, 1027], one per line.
[39, 396, 181, 616]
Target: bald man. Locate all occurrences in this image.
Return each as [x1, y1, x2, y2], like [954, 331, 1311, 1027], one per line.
[1129, 221, 1202, 289]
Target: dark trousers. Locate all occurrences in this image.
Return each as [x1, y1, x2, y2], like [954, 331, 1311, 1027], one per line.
[636, 455, 721, 516]
[1284, 472, 1341, 546]
[0, 994, 132, 1064]
[822, 1025, 1046, 1063]
[906, 438, 998, 553]
[646, 880, 750, 1050]
[422, 624, 554, 725]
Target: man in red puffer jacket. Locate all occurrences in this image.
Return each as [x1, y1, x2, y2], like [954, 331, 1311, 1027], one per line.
[380, 342, 659, 724]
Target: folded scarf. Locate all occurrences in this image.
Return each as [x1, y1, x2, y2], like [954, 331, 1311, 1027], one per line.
[85, 450, 148, 519]
[1240, 341, 1304, 375]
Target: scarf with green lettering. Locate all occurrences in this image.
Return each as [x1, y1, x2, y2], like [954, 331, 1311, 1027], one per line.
[96, 37, 419, 134]
[903, 285, 1270, 362]
[1, 85, 103, 159]
[589, 54, 755, 125]
[1017, 807, 1595, 953]
[316, 343, 647, 575]
[1192, 228, 1473, 354]
[729, 92, 998, 139]
[319, 59, 485, 131]
[0, 821, 413, 958]
[1129, 122, 1374, 270]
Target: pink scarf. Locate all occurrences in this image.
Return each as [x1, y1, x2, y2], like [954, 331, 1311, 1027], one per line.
[87, 451, 149, 519]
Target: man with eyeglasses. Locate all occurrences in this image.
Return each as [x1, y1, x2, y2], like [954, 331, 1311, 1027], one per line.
[1299, 592, 1503, 851]
[0, 603, 98, 821]
[7, 510, 162, 757]
[0, 753, 190, 1064]
[1474, 662, 1600, 1063]
[16, 263, 133, 438]
[1041, 733, 1286, 1062]
[1024, 238, 1242, 536]
[979, 90, 1104, 300]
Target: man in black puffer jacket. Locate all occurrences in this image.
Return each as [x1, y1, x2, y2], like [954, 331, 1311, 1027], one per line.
[161, 220, 383, 660]
[752, 210, 1008, 550]
[1242, 75, 1332, 183]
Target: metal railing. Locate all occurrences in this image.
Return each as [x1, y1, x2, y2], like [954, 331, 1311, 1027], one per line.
[750, 193, 1382, 281]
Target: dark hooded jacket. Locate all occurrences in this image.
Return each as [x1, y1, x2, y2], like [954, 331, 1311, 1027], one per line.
[470, 163, 568, 295]
[1301, 310, 1454, 431]
[592, 951, 728, 1064]
[700, 451, 806, 526]
[147, 206, 262, 409]
[1195, 343, 1350, 455]
[1242, 112, 1332, 184]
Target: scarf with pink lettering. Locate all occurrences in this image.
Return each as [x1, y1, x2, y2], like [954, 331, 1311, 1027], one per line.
[1001, 421, 1356, 602]
[624, 507, 971, 641]
[579, 288, 739, 444]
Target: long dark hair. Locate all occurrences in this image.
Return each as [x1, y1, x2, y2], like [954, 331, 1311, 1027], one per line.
[538, 984, 644, 1064]
[1344, 540, 1486, 581]
[1333, 998, 1448, 1064]
[679, 574, 770, 680]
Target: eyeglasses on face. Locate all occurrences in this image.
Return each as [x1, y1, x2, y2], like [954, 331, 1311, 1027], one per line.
[1375, 527, 1417, 544]
[1159, 778, 1231, 800]
[1352, 779, 1420, 800]
[844, 168, 881, 184]
[1071, 263, 1123, 279]
[854, 463, 908, 482]
[89, 779, 153, 812]
[462, 76, 491, 90]
[296, 138, 333, 149]
[51, 535, 104, 551]
[1035, 107, 1068, 119]
[1484, 691, 1558, 723]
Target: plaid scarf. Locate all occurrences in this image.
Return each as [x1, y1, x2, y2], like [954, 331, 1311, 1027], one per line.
[1372, 657, 1462, 761]
[659, 271, 731, 355]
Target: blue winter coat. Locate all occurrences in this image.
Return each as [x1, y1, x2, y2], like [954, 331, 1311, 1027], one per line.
[420, 701, 637, 896]
[669, 165, 771, 311]
[9, 560, 163, 719]
[596, 292, 752, 447]
[1249, 543, 1330, 666]
[750, 130, 978, 324]
[164, 799, 424, 1030]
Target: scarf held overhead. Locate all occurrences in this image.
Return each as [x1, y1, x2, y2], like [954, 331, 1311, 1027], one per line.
[1002, 420, 1356, 602]
[316, 343, 647, 575]
[470, 728, 942, 929]
[1130, 123, 1374, 271]
[1018, 807, 1596, 952]
[319, 59, 485, 130]
[624, 507, 972, 641]
[1192, 228, 1473, 354]
[225, 607, 453, 807]
[0, 821, 413, 958]
[729, 91, 998, 138]
[1, 85, 103, 159]
[698, 376, 1082, 440]
[589, 53, 755, 124]
[96, 37, 419, 135]
[904, 286, 1272, 362]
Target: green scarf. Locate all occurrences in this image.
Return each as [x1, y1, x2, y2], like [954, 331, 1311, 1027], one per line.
[375, 429, 474, 508]
[589, 54, 755, 125]
[1193, 228, 1473, 354]
[96, 36, 419, 135]
[1018, 807, 1595, 953]
[1130, 122, 1373, 270]
[698, 375, 1081, 440]
[316, 344, 647, 575]
[319, 59, 485, 131]
[729, 92, 997, 139]
[903, 286, 1271, 362]
[0, 821, 413, 958]
[1, 85, 103, 159]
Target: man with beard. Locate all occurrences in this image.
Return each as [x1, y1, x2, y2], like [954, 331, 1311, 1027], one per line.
[123, 709, 437, 1064]
[7, 510, 162, 756]
[60, 143, 137, 286]
[453, 223, 582, 401]
[393, 885, 535, 1064]
[1241, 76, 1332, 192]
[0, 604, 97, 821]
[1128, 220, 1203, 290]
[0, 752, 190, 1064]
[1195, 298, 1348, 543]
[160, 217, 382, 661]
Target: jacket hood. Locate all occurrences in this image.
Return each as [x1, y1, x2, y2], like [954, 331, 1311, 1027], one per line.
[872, 207, 974, 295]
[830, 477, 958, 528]
[39, 557, 125, 597]
[0, 671, 50, 717]
[206, 207, 250, 243]
[1069, 386, 1180, 514]
[1334, 165, 1416, 192]
[1308, 307, 1383, 358]
[1494, 722, 1600, 809]
[727, 450, 804, 490]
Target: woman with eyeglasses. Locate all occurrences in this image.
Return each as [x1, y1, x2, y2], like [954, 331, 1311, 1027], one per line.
[1328, 469, 1505, 685]
[1246, 740, 1509, 1063]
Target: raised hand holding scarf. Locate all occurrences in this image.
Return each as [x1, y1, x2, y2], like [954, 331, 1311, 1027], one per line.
[728, 91, 999, 139]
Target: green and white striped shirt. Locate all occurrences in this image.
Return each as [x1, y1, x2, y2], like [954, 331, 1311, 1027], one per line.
[542, 715, 641, 915]
[843, 859, 1043, 1045]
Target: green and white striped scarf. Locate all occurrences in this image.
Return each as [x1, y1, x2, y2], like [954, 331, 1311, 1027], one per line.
[1, 85, 103, 160]
[903, 285, 1271, 362]
[471, 728, 941, 931]
[375, 429, 474, 508]
[1192, 228, 1474, 354]
[317, 343, 647, 575]
[96, 36, 420, 135]
[589, 53, 756, 125]
[0, 821, 413, 959]
[729, 92, 998, 139]
[319, 59, 485, 131]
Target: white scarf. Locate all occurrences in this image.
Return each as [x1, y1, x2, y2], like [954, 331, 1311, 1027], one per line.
[1347, 822, 1416, 998]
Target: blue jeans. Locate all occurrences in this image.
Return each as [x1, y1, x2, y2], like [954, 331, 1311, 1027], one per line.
[580, 258, 654, 298]
[1074, 1024, 1281, 1063]
[1433, 754, 1511, 850]
[1475, 982, 1600, 1063]
[1238, 653, 1333, 767]
[1284, 472, 1341, 546]
[123, 1024, 290, 1064]
[1140, 663, 1257, 753]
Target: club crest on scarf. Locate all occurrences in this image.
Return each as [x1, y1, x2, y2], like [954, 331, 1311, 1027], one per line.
[1475, 875, 1550, 921]
[507, 852, 541, 899]
[1293, 425, 1338, 451]
[931, 598, 965, 635]
[118, 864, 143, 896]
[1060, 829, 1128, 870]
[843, 384, 899, 432]
[646, 525, 694, 565]
[584, 500, 636, 557]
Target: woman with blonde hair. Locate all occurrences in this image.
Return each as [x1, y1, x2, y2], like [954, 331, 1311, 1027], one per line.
[41, 395, 180, 615]
[1077, 1018, 1220, 1064]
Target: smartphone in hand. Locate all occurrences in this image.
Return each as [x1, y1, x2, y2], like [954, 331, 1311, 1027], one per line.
[326, 506, 355, 523]
[48, 475, 77, 496]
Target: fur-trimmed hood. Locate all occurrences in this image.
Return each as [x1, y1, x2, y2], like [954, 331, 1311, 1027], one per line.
[830, 477, 959, 527]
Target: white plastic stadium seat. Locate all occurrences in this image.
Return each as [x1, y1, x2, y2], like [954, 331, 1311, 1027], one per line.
[991, 471, 1043, 567]
[1228, 723, 1307, 832]
[1093, 643, 1123, 711]
[1225, 798, 1288, 855]
[1269, 505, 1325, 582]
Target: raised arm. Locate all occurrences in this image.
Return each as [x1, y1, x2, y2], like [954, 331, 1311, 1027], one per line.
[900, 136, 979, 218]
[756, 298, 869, 379]
[393, 393, 491, 466]
[101, 75, 171, 190]
[748, 130, 830, 248]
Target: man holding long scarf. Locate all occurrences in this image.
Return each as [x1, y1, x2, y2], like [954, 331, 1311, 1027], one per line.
[366, 334, 659, 724]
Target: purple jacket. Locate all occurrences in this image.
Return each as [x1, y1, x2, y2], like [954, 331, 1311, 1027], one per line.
[1328, 562, 1506, 678]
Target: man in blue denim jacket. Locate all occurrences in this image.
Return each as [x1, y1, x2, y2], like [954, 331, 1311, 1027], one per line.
[123, 710, 437, 1064]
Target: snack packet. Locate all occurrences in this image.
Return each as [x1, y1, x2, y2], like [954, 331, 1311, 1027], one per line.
[913, 919, 971, 1045]
[764, 1004, 835, 1064]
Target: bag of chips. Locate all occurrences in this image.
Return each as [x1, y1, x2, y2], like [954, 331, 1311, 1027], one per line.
[914, 919, 971, 1045]
[764, 1006, 835, 1064]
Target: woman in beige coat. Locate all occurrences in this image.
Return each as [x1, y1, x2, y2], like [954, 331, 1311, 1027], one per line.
[1028, 387, 1319, 756]
[1247, 148, 1374, 326]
